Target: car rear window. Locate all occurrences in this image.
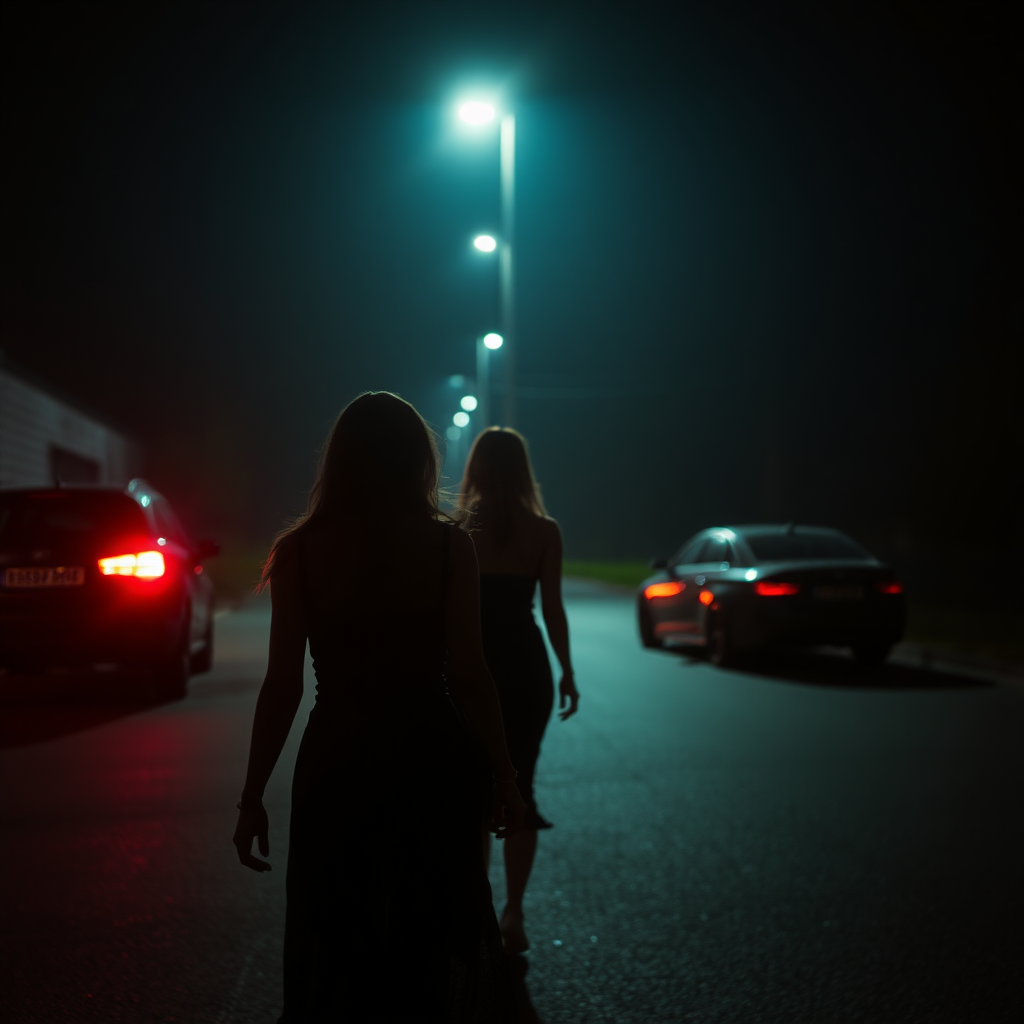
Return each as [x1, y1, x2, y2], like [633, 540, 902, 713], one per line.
[746, 532, 871, 561]
[0, 492, 148, 548]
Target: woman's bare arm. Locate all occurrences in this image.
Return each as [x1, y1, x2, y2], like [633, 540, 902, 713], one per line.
[233, 543, 307, 871]
[538, 518, 579, 720]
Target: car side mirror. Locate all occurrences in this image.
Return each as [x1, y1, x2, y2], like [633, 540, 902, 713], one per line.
[649, 557, 667, 570]
[195, 539, 220, 561]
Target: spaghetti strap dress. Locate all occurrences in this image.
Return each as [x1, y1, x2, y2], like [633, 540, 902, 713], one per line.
[278, 524, 516, 1023]
[479, 575, 554, 831]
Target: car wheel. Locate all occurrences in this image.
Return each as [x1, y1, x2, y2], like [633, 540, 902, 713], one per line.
[154, 621, 190, 701]
[190, 619, 214, 675]
[707, 612, 735, 667]
[852, 643, 892, 668]
[637, 599, 663, 649]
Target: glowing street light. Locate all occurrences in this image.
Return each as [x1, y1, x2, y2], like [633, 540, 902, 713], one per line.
[459, 101, 495, 125]
[460, 395, 478, 412]
[455, 97, 517, 425]
[453, 411, 470, 428]
[483, 332, 503, 350]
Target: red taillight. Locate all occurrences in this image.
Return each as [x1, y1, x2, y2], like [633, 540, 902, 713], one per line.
[754, 581, 800, 596]
[876, 580, 903, 594]
[698, 589, 714, 606]
[98, 551, 166, 578]
[644, 581, 683, 599]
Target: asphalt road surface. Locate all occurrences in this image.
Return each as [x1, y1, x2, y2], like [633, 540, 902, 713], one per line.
[1, 582, 1021, 1023]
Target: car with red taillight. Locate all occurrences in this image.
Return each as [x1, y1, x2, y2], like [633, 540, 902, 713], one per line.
[638, 524, 905, 666]
[0, 479, 218, 698]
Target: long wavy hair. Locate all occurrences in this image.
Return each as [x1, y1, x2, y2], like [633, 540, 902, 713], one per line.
[257, 391, 446, 590]
[458, 427, 546, 545]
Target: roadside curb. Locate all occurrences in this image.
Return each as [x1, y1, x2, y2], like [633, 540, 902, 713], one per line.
[890, 642, 1024, 683]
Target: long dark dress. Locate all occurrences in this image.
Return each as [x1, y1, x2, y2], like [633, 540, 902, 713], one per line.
[279, 526, 515, 1023]
[479, 575, 554, 831]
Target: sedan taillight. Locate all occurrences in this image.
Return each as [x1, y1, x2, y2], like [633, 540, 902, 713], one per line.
[644, 581, 683, 599]
[98, 551, 166, 578]
[754, 581, 800, 596]
[875, 580, 903, 594]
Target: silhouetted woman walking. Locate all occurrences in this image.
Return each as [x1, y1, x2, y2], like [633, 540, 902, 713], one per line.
[232, 392, 524, 1022]
[460, 427, 579, 955]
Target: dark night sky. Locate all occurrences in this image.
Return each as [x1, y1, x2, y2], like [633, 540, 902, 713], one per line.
[2, 1, 1021, 570]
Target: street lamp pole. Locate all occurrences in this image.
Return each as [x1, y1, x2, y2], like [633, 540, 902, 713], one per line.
[458, 100, 516, 426]
[476, 336, 491, 431]
[499, 113, 516, 427]
[476, 332, 503, 431]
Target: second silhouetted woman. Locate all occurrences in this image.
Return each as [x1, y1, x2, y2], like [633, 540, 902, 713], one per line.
[460, 427, 579, 955]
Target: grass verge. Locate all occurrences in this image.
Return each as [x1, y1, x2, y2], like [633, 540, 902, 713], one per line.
[562, 560, 651, 589]
[904, 605, 1022, 667]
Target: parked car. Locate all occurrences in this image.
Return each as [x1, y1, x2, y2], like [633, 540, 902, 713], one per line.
[638, 524, 905, 666]
[0, 479, 218, 698]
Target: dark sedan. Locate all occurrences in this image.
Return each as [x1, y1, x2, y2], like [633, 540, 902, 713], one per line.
[638, 524, 905, 666]
[0, 480, 218, 698]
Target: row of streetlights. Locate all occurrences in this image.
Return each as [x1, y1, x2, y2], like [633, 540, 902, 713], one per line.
[442, 97, 516, 456]
[444, 332, 502, 442]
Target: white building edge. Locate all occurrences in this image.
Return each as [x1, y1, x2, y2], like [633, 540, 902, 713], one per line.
[0, 356, 141, 489]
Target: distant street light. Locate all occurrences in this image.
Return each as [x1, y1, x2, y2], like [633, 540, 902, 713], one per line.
[483, 332, 503, 350]
[460, 395, 478, 412]
[453, 411, 470, 428]
[456, 99, 516, 426]
[473, 234, 497, 253]
[446, 425, 462, 441]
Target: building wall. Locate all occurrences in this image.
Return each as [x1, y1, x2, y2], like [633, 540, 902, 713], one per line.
[0, 369, 141, 488]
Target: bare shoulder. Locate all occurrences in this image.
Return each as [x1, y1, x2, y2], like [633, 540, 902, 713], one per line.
[539, 515, 563, 544]
[272, 531, 302, 572]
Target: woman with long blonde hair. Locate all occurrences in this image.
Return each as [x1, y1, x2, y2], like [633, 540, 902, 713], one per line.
[460, 427, 579, 955]
[232, 392, 523, 1022]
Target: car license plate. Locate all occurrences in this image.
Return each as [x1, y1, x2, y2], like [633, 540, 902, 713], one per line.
[3, 566, 86, 588]
[814, 585, 864, 601]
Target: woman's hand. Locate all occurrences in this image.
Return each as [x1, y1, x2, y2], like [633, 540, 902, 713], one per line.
[491, 780, 526, 840]
[233, 803, 272, 872]
[558, 672, 580, 721]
